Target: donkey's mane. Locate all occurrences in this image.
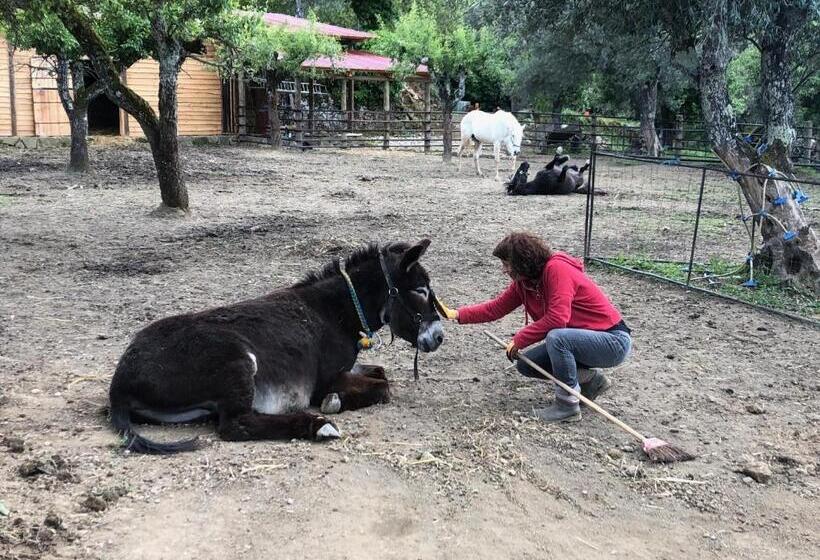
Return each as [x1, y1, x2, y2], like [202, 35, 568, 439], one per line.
[293, 242, 411, 287]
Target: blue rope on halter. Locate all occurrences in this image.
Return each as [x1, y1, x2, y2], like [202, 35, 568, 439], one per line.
[336, 258, 375, 350]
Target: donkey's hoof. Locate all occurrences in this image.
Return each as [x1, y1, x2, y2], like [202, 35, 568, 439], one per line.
[315, 420, 341, 441]
[320, 393, 342, 414]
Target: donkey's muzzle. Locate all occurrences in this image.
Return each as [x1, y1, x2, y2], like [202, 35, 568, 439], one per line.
[418, 321, 444, 352]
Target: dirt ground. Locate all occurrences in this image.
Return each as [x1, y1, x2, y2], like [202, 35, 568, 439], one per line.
[1, 142, 818, 560]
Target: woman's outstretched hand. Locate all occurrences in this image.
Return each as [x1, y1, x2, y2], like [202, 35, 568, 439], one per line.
[434, 296, 459, 321]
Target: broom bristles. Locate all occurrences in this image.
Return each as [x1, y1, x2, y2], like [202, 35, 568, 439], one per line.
[642, 437, 695, 463]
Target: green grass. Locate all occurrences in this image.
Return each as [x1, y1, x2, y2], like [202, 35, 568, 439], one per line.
[600, 255, 820, 320]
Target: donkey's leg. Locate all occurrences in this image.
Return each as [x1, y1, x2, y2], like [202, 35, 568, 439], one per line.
[351, 363, 388, 380]
[218, 409, 340, 441]
[216, 374, 339, 441]
[320, 372, 391, 414]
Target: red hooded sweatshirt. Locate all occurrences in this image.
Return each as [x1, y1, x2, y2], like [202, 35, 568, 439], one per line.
[457, 252, 623, 349]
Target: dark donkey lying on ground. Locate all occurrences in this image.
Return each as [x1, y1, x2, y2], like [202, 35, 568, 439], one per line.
[505, 154, 597, 196]
[110, 240, 444, 454]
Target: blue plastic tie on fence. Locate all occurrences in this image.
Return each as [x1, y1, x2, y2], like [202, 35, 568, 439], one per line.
[742, 279, 759, 288]
[728, 170, 741, 180]
[758, 210, 768, 218]
[756, 142, 768, 156]
[793, 190, 809, 204]
[772, 196, 787, 206]
[744, 135, 754, 143]
[767, 169, 777, 178]
[783, 230, 797, 241]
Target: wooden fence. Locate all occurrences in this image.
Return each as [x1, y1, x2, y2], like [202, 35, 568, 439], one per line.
[233, 107, 819, 164]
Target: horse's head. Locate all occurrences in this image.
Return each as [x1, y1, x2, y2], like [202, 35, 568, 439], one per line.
[506, 122, 526, 157]
[379, 240, 444, 353]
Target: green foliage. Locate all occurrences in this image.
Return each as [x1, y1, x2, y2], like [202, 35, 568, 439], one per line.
[369, 1, 490, 104]
[726, 45, 760, 120]
[463, 27, 514, 108]
[216, 11, 341, 83]
[3, 3, 79, 57]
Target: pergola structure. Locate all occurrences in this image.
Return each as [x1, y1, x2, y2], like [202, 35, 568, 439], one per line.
[229, 13, 430, 138]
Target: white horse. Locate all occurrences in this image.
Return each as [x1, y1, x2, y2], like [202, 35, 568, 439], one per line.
[457, 110, 525, 180]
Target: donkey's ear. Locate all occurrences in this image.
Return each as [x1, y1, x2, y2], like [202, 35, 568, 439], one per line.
[400, 239, 431, 272]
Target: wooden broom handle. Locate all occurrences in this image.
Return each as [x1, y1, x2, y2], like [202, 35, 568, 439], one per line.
[484, 330, 647, 443]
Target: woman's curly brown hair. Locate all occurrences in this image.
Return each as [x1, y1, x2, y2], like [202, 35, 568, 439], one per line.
[492, 231, 554, 280]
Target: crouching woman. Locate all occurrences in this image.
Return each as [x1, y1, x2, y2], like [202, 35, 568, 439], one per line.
[440, 231, 632, 423]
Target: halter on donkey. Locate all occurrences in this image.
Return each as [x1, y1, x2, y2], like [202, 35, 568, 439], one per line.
[109, 240, 444, 454]
[457, 110, 526, 180]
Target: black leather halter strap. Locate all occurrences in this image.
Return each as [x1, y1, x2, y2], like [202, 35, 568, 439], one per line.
[378, 249, 439, 380]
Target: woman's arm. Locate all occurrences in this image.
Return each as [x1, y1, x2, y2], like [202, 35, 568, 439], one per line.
[457, 282, 522, 324]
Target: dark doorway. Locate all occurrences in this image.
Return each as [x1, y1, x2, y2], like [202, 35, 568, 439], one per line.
[84, 66, 120, 135]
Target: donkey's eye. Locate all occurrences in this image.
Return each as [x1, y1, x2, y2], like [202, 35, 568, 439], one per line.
[413, 287, 429, 299]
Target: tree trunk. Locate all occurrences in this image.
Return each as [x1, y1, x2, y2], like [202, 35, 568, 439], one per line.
[55, 57, 91, 173]
[68, 103, 90, 172]
[698, 0, 820, 294]
[638, 78, 661, 157]
[266, 70, 281, 148]
[148, 45, 188, 211]
[437, 75, 464, 163]
[53, 3, 189, 212]
[760, 12, 797, 174]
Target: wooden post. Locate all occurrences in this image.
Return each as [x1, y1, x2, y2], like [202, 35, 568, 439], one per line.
[423, 79, 431, 153]
[383, 79, 390, 150]
[591, 113, 598, 149]
[674, 113, 684, 151]
[802, 121, 813, 163]
[308, 77, 315, 133]
[340, 78, 347, 131]
[294, 77, 303, 147]
[237, 73, 247, 135]
[347, 78, 354, 131]
[8, 45, 17, 136]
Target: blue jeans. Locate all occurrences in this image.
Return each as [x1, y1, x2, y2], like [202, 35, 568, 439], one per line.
[516, 328, 632, 404]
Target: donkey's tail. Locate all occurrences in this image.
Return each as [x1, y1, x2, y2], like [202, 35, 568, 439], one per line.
[110, 402, 200, 455]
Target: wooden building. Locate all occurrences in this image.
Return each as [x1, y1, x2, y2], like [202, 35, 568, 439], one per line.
[2, 14, 426, 140]
[1, 35, 222, 138]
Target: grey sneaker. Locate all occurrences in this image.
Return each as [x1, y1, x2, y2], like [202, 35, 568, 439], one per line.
[533, 401, 581, 423]
[580, 370, 611, 404]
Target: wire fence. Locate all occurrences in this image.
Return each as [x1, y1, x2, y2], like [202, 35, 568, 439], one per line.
[233, 106, 819, 166]
[583, 151, 819, 325]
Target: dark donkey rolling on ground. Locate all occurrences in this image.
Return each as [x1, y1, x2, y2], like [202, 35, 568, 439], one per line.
[110, 240, 444, 454]
[505, 154, 596, 196]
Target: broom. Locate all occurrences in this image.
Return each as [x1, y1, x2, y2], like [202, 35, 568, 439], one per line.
[485, 331, 694, 463]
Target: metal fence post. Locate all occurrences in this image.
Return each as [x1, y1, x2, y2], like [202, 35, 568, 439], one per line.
[584, 146, 598, 261]
[686, 168, 708, 287]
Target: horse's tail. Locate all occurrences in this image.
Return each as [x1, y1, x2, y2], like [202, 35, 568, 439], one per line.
[110, 401, 200, 455]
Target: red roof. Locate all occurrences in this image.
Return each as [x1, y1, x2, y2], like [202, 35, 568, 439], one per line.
[262, 13, 374, 42]
[303, 49, 429, 77]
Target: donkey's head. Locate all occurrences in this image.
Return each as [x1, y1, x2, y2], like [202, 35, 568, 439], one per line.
[506, 161, 530, 194]
[380, 240, 444, 353]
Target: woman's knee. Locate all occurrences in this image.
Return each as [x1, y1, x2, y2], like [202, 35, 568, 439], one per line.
[545, 329, 569, 353]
